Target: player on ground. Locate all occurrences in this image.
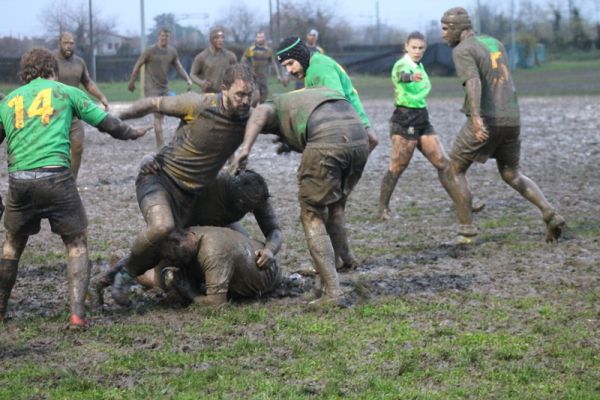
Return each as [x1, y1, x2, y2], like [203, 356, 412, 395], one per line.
[110, 64, 255, 306]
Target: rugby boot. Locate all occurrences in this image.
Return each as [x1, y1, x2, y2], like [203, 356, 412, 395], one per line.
[68, 314, 88, 330]
[544, 211, 566, 243]
[111, 261, 134, 306]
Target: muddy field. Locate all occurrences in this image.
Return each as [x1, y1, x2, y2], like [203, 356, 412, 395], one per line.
[1, 96, 598, 313]
[0, 96, 598, 396]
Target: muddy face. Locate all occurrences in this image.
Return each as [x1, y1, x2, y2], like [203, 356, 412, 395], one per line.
[157, 31, 170, 48]
[281, 59, 305, 80]
[222, 79, 253, 118]
[211, 32, 225, 50]
[60, 33, 75, 59]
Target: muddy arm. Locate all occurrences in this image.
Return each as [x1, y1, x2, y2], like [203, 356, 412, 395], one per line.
[119, 96, 193, 121]
[96, 115, 148, 140]
[464, 77, 488, 142]
[229, 103, 277, 174]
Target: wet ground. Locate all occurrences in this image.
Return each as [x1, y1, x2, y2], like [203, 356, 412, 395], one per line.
[0, 96, 598, 320]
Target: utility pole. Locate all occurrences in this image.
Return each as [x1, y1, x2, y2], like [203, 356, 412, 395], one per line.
[510, 0, 517, 70]
[474, 0, 481, 33]
[276, 0, 281, 47]
[375, 1, 381, 45]
[269, 0, 274, 44]
[140, 0, 146, 98]
[88, 0, 96, 80]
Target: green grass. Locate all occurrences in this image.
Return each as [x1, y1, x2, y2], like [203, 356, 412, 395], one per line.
[2, 58, 599, 101]
[1, 291, 598, 399]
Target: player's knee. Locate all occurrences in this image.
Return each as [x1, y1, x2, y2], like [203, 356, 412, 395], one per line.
[148, 220, 175, 242]
[500, 168, 520, 186]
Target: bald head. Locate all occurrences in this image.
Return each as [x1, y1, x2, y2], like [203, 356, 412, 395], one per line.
[59, 31, 76, 59]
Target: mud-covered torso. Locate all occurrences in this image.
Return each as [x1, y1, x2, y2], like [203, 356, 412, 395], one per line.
[142, 45, 178, 95]
[271, 87, 349, 151]
[453, 35, 520, 126]
[54, 52, 88, 88]
[192, 48, 237, 92]
[155, 92, 247, 192]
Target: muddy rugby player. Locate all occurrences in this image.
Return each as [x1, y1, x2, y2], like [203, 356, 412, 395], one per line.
[54, 31, 110, 181]
[90, 169, 282, 306]
[128, 27, 193, 149]
[231, 87, 370, 307]
[440, 7, 566, 243]
[0, 48, 148, 328]
[276, 36, 379, 152]
[190, 27, 237, 94]
[242, 31, 287, 105]
[110, 64, 255, 306]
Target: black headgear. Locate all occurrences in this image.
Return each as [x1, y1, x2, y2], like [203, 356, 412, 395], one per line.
[276, 37, 311, 72]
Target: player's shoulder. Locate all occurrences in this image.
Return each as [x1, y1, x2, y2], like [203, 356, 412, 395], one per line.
[225, 48, 237, 59]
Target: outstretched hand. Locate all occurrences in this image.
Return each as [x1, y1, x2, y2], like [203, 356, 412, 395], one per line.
[133, 126, 152, 139]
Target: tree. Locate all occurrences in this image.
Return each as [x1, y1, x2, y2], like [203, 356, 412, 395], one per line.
[148, 13, 206, 50]
[215, 3, 260, 45]
[39, 0, 117, 57]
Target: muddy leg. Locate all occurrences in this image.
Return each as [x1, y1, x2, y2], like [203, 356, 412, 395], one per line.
[0, 232, 27, 322]
[326, 199, 357, 270]
[498, 165, 565, 242]
[112, 203, 175, 305]
[153, 113, 164, 150]
[378, 135, 416, 220]
[446, 158, 478, 239]
[62, 233, 89, 326]
[301, 208, 342, 305]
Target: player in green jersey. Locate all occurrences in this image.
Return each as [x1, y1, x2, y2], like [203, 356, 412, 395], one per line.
[276, 36, 378, 152]
[0, 48, 148, 328]
[377, 31, 463, 223]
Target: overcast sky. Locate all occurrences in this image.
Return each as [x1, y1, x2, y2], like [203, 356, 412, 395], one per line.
[1, 0, 598, 38]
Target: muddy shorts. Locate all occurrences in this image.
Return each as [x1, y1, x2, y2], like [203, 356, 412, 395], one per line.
[298, 141, 369, 214]
[4, 168, 87, 237]
[450, 122, 521, 169]
[135, 171, 199, 228]
[390, 106, 434, 140]
[193, 227, 281, 297]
